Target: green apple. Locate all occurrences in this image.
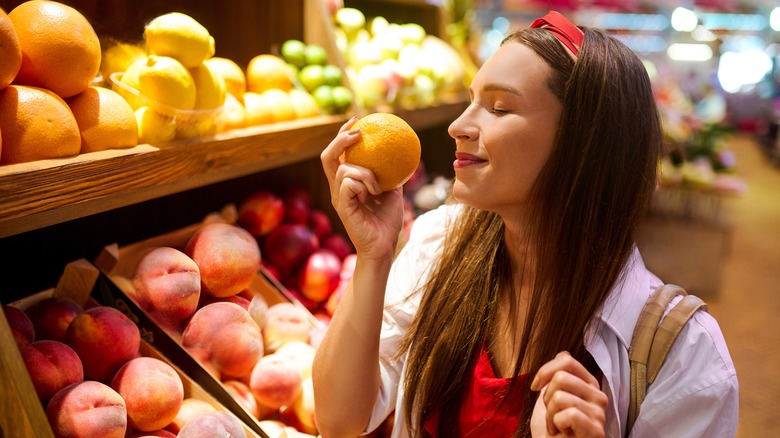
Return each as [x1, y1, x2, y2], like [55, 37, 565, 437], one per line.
[323, 64, 343, 86]
[304, 44, 328, 66]
[281, 39, 307, 68]
[312, 85, 336, 114]
[298, 64, 326, 92]
[331, 86, 354, 113]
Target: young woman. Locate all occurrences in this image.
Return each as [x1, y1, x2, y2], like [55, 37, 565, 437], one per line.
[313, 11, 738, 437]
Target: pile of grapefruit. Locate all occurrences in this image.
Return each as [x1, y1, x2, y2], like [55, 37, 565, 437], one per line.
[0, 1, 137, 166]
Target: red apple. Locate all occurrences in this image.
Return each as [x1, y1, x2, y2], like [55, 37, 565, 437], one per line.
[298, 250, 341, 302]
[238, 190, 285, 237]
[4, 305, 35, 348]
[263, 224, 319, 272]
[308, 210, 332, 239]
[283, 186, 312, 225]
[321, 234, 354, 261]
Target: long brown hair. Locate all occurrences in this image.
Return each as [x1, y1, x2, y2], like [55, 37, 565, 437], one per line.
[398, 26, 663, 436]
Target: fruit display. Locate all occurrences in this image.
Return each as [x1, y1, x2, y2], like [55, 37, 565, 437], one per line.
[3, 298, 253, 437]
[0, 1, 138, 165]
[329, 6, 468, 111]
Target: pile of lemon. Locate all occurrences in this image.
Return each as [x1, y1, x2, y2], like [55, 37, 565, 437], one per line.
[102, 12, 339, 145]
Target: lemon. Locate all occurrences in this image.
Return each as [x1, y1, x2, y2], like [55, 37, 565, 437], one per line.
[215, 93, 247, 132]
[190, 62, 226, 110]
[100, 42, 146, 85]
[135, 106, 176, 144]
[117, 57, 148, 110]
[289, 89, 320, 119]
[261, 89, 296, 122]
[138, 55, 196, 110]
[144, 12, 215, 68]
[176, 117, 218, 139]
[204, 57, 246, 100]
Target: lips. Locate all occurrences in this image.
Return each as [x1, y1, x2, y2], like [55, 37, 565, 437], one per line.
[453, 152, 487, 169]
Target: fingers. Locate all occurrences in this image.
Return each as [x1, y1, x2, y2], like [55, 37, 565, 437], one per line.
[532, 352, 608, 437]
[334, 163, 381, 207]
[531, 351, 600, 391]
[321, 117, 361, 185]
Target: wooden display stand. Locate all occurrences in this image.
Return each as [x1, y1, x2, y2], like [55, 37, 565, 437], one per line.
[0, 0, 466, 433]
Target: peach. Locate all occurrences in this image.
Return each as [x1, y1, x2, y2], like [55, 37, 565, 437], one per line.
[21, 340, 84, 406]
[126, 430, 176, 438]
[291, 377, 317, 435]
[298, 249, 341, 302]
[247, 293, 269, 329]
[111, 357, 184, 432]
[46, 380, 127, 438]
[176, 411, 246, 438]
[3, 304, 35, 347]
[263, 302, 312, 353]
[201, 294, 251, 311]
[184, 222, 262, 298]
[181, 302, 263, 379]
[249, 353, 303, 410]
[132, 246, 201, 332]
[64, 306, 140, 383]
[25, 296, 84, 342]
[165, 398, 216, 434]
[223, 379, 261, 419]
[237, 190, 285, 237]
[275, 340, 316, 380]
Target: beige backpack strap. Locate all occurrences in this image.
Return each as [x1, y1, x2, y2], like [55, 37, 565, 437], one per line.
[646, 294, 707, 385]
[626, 284, 687, 435]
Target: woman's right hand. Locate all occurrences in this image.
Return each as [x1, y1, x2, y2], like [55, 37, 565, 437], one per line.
[321, 117, 405, 262]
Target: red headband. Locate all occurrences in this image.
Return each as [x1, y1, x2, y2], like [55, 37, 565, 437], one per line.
[530, 11, 584, 57]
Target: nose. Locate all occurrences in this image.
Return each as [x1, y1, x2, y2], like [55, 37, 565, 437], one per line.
[448, 107, 478, 142]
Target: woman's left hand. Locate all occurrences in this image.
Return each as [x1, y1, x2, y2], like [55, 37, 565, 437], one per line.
[529, 351, 608, 437]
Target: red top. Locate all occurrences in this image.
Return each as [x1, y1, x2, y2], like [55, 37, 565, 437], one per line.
[423, 346, 529, 437]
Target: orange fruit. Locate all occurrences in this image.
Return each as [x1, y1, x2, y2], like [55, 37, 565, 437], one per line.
[0, 7, 22, 90]
[246, 54, 293, 93]
[0, 85, 81, 165]
[9, 0, 101, 98]
[344, 112, 421, 191]
[66, 86, 138, 153]
[204, 57, 247, 100]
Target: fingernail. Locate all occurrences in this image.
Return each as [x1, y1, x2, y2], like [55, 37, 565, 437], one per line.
[347, 127, 361, 135]
[373, 182, 382, 195]
[530, 374, 539, 391]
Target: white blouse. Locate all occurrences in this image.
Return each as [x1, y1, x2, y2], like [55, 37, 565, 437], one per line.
[363, 204, 739, 437]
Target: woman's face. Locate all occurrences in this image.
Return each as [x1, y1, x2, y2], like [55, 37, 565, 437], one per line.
[448, 41, 563, 217]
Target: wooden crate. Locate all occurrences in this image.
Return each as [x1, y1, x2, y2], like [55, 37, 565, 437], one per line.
[92, 206, 318, 437]
[1, 259, 263, 438]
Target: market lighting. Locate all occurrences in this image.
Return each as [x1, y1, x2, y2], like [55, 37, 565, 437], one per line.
[692, 25, 717, 42]
[667, 43, 712, 61]
[593, 13, 668, 31]
[718, 51, 772, 93]
[699, 12, 767, 31]
[671, 7, 698, 32]
[771, 7, 780, 31]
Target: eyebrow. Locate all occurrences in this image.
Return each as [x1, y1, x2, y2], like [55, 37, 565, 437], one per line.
[469, 83, 524, 98]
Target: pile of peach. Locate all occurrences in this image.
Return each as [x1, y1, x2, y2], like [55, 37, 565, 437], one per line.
[129, 219, 334, 436]
[3, 300, 247, 437]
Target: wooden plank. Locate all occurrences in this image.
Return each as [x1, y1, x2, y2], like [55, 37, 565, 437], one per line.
[0, 307, 55, 438]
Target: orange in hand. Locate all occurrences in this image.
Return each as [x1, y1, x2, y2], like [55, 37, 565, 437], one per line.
[344, 112, 421, 192]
